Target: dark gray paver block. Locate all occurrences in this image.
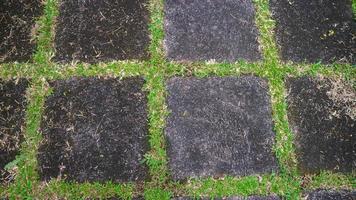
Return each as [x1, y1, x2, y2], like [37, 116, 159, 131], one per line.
[0, 0, 43, 63]
[305, 190, 356, 200]
[164, 0, 261, 62]
[173, 196, 280, 200]
[270, 0, 356, 64]
[54, 0, 150, 63]
[0, 79, 29, 183]
[286, 77, 355, 174]
[38, 77, 149, 183]
[165, 76, 278, 180]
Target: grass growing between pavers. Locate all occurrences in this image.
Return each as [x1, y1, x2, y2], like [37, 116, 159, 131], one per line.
[33, 0, 59, 65]
[143, 0, 169, 187]
[0, 0, 355, 199]
[253, 0, 296, 168]
[145, 69, 169, 185]
[41, 181, 133, 199]
[7, 79, 50, 199]
[144, 188, 172, 200]
[303, 171, 355, 191]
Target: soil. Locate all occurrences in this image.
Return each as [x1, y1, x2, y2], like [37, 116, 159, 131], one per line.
[164, 0, 261, 62]
[305, 190, 356, 200]
[270, 0, 356, 64]
[0, 79, 29, 183]
[37, 77, 149, 183]
[0, 0, 43, 63]
[53, 0, 150, 63]
[286, 76, 355, 174]
[165, 76, 278, 181]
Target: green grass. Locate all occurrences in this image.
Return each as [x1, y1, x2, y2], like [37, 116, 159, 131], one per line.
[7, 79, 49, 199]
[304, 171, 355, 191]
[185, 175, 286, 198]
[41, 181, 133, 199]
[33, 0, 59, 65]
[144, 188, 171, 200]
[143, 0, 170, 188]
[0, 0, 355, 199]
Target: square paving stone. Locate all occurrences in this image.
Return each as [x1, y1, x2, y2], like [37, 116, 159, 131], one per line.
[270, 0, 356, 64]
[37, 77, 149, 183]
[305, 190, 356, 200]
[0, 79, 29, 183]
[286, 77, 356, 174]
[0, 0, 43, 63]
[164, 0, 261, 62]
[53, 0, 150, 63]
[165, 76, 279, 181]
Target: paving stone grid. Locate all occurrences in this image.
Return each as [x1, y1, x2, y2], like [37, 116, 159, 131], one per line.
[0, 0, 355, 199]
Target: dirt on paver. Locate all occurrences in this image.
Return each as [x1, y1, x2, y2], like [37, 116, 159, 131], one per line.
[53, 0, 150, 63]
[286, 76, 355, 174]
[37, 77, 149, 183]
[270, 0, 356, 64]
[0, 0, 43, 63]
[165, 76, 278, 181]
[164, 0, 261, 62]
[0, 79, 29, 183]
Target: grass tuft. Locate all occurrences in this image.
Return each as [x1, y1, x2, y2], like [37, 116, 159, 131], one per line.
[144, 188, 171, 200]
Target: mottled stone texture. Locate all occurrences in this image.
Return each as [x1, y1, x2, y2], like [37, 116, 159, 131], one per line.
[165, 76, 278, 180]
[38, 77, 149, 183]
[306, 190, 356, 200]
[164, 0, 261, 62]
[54, 0, 150, 63]
[270, 0, 356, 64]
[0, 0, 43, 63]
[0, 79, 29, 183]
[286, 77, 355, 174]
